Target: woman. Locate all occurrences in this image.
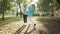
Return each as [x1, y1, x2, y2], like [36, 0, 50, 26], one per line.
[28, 4, 36, 26]
[21, 4, 28, 23]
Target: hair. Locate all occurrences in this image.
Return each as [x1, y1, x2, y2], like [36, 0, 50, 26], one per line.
[32, 4, 35, 8]
[24, 4, 27, 7]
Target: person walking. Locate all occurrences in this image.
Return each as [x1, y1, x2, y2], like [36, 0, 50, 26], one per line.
[21, 4, 28, 24]
[28, 4, 36, 26]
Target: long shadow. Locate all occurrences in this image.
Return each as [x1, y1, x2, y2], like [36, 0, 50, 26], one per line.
[27, 27, 36, 34]
[14, 25, 26, 34]
[24, 24, 30, 34]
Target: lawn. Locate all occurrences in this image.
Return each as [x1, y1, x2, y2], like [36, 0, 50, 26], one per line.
[0, 16, 21, 27]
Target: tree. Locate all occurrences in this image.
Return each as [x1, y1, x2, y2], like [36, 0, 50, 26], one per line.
[15, 0, 23, 16]
[0, 0, 11, 20]
[37, 0, 52, 16]
[56, 0, 60, 10]
[37, 0, 58, 16]
[16, 0, 27, 16]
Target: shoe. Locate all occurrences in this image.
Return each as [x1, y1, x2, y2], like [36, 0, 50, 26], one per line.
[34, 24, 36, 26]
[24, 22, 27, 23]
[24, 23, 27, 25]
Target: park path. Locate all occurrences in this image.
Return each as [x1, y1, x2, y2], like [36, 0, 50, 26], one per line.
[0, 17, 49, 34]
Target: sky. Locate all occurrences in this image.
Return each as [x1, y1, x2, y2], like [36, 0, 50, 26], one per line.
[28, 0, 38, 3]
[14, 0, 38, 4]
[27, 0, 38, 5]
[33, 0, 38, 3]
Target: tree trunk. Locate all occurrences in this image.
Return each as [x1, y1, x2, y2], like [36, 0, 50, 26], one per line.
[2, 10, 4, 20]
[16, 9, 18, 16]
[51, 6, 54, 16]
[51, 0, 54, 16]
[19, 3, 22, 17]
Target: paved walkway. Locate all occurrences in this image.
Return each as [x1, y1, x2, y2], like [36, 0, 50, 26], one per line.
[0, 17, 49, 34]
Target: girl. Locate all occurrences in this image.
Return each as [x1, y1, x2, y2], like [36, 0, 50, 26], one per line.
[21, 4, 28, 23]
[28, 4, 36, 26]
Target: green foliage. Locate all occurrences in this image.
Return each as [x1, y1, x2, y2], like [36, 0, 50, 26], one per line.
[38, 0, 60, 11]
[16, 0, 23, 4]
[56, 0, 60, 10]
[37, 0, 60, 12]
[0, 0, 11, 14]
[16, 0, 28, 4]
[23, 0, 27, 4]
[0, 0, 1, 2]
[3, 0, 11, 11]
[0, 0, 11, 11]
[37, 0, 59, 16]
[38, 0, 52, 12]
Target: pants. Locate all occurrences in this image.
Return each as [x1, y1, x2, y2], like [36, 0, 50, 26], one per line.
[23, 14, 27, 23]
[29, 16, 35, 24]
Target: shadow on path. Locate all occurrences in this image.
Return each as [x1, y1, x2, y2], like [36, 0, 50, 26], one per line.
[27, 26, 36, 34]
[24, 25, 30, 34]
[14, 25, 26, 34]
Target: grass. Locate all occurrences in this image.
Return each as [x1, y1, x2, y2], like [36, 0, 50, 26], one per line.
[37, 17, 60, 34]
[0, 16, 21, 27]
